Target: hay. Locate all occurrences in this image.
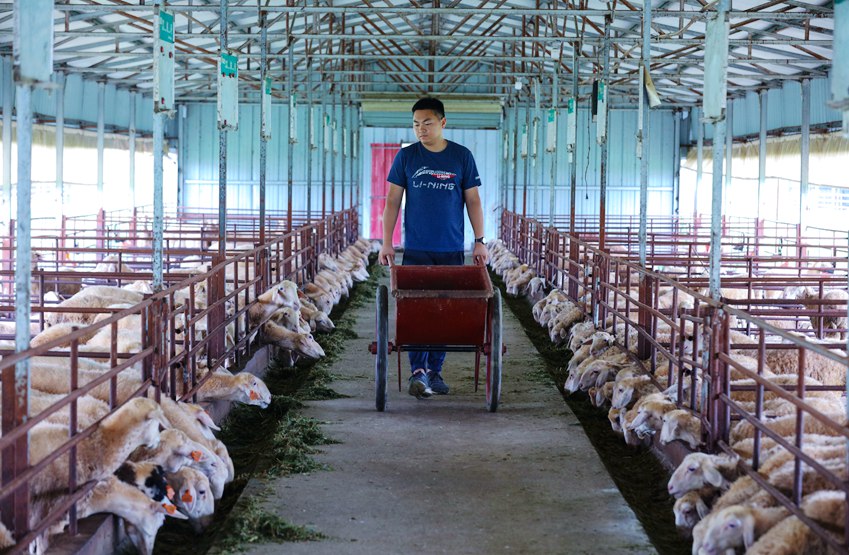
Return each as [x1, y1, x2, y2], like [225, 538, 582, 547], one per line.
[214, 496, 324, 554]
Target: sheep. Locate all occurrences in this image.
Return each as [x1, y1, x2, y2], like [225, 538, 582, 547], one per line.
[26, 398, 169, 498]
[803, 288, 848, 340]
[729, 410, 847, 445]
[532, 289, 568, 325]
[596, 381, 615, 407]
[765, 333, 848, 386]
[673, 490, 711, 531]
[695, 505, 788, 554]
[27, 390, 110, 429]
[548, 305, 585, 344]
[93, 254, 135, 274]
[577, 359, 629, 392]
[45, 286, 144, 325]
[619, 404, 651, 447]
[302, 282, 334, 314]
[196, 370, 272, 409]
[75, 476, 187, 555]
[667, 453, 741, 498]
[130, 428, 207, 474]
[611, 375, 659, 410]
[29, 322, 98, 349]
[114, 461, 170, 503]
[248, 282, 300, 326]
[627, 394, 678, 439]
[731, 432, 843, 463]
[272, 306, 311, 334]
[261, 321, 325, 359]
[527, 276, 547, 301]
[299, 301, 335, 333]
[607, 407, 623, 434]
[743, 515, 830, 555]
[767, 456, 846, 496]
[660, 409, 701, 450]
[167, 466, 215, 532]
[567, 320, 596, 352]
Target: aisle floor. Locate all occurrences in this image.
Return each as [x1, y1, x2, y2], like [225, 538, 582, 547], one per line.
[239, 274, 656, 555]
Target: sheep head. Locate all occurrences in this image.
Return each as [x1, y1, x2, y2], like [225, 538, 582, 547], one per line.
[673, 491, 709, 531]
[698, 506, 759, 554]
[660, 409, 701, 450]
[668, 453, 736, 498]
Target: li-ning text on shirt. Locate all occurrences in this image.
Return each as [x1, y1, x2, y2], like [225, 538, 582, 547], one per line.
[387, 141, 481, 252]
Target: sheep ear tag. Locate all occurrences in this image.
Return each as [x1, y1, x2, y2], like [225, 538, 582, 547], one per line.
[191, 450, 203, 462]
[166, 486, 176, 501]
[163, 503, 177, 515]
[182, 490, 194, 504]
[249, 390, 259, 401]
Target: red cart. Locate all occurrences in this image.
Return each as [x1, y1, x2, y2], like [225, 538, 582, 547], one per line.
[368, 262, 503, 412]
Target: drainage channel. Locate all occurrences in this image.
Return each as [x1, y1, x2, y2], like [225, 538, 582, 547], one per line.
[491, 273, 691, 555]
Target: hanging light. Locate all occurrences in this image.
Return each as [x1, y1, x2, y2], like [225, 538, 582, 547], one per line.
[514, 77, 523, 92]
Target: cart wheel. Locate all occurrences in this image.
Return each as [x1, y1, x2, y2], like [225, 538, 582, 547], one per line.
[375, 284, 389, 412]
[486, 289, 502, 412]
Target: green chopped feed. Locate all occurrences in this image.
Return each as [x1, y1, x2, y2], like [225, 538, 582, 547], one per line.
[214, 496, 324, 554]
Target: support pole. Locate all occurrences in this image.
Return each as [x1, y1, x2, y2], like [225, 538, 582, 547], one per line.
[12, 82, 32, 541]
[55, 72, 65, 213]
[2, 57, 11, 225]
[724, 99, 733, 216]
[695, 107, 703, 218]
[757, 90, 767, 222]
[340, 95, 346, 211]
[259, 19, 267, 244]
[330, 92, 336, 214]
[705, 0, 730, 300]
[512, 101, 519, 213]
[549, 66, 558, 228]
[568, 46, 578, 236]
[672, 110, 681, 217]
[129, 92, 136, 207]
[218, 0, 228, 256]
[800, 78, 810, 230]
[152, 112, 164, 291]
[306, 63, 313, 221]
[522, 101, 530, 217]
[321, 79, 327, 219]
[638, 4, 651, 268]
[177, 104, 185, 210]
[287, 40, 295, 230]
[97, 81, 105, 207]
[349, 100, 355, 209]
[599, 18, 611, 250]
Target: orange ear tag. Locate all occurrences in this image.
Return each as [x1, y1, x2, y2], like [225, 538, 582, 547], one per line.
[182, 490, 194, 503]
[191, 450, 203, 462]
[163, 503, 176, 515]
[249, 390, 259, 401]
[166, 486, 176, 501]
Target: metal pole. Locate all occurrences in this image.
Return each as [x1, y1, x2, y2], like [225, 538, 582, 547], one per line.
[218, 0, 228, 256]
[341, 96, 347, 211]
[306, 64, 313, 222]
[599, 18, 611, 251]
[522, 101, 530, 217]
[500, 107, 507, 212]
[708, 0, 730, 301]
[349, 100, 355, 209]
[331, 93, 336, 214]
[287, 41, 295, 230]
[13, 84, 33, 534]
[97, 81, 105, 208]
[259, 19, 267, 244]
[177, 104, 185, 209]
[672, 110, 681, 217]
[55, 71, 65, 214]
[2, 57, 11, 225]
[757, 90, 767, 222]
[695, 107, 703, 218]
[724, 99, 733, 217]
[512, 101, 519, 213]
[568, 47, 578, 235]
[152, 112, 164, 291]
[800, 78, 810, 230]
[321, 80, 327, 219]
[549, 67, 558, 228]
[129, 92, 136, 208]
[639, 4, 651, 268]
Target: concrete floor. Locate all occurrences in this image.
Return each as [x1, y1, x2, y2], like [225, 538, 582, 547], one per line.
[240, 275, 656, 555]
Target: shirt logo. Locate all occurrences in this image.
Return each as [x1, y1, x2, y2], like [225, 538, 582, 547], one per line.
[412, 167, 457, 181]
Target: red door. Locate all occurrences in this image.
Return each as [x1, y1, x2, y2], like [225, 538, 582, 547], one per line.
[370, 143, 403, 247]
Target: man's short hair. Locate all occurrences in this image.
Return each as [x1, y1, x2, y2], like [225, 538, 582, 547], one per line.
[412, 97, 445, 120]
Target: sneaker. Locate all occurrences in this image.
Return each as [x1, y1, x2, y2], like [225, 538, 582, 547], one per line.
[427, 371, 449, 395]
[408, 370, 433, 399]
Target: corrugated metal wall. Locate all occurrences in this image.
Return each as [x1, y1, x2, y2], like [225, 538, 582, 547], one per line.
[0, 56, 158, 134]
[702, 77, 840, 140]
[510, 106, 677, 220]
[182, 102, 359, 217]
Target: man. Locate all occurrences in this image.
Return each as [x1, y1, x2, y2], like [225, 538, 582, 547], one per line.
[378, 97, 489, 398]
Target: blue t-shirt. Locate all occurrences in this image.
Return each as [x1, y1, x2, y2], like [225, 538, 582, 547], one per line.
[386, 140, 481, 252]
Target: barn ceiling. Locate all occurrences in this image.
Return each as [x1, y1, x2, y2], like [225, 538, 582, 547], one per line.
[0, 0, 835, 107]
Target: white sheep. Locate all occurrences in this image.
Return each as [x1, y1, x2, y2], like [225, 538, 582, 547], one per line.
[765, 332, 848, 386]
[673, 490, 711, 531]
[611, 375, 659, 410]
[26, 398, 169, 498]
[167, 466, 215, 533]
[196, 369, 272, 411]
[261, 320, 325, 359]
[660, 409, 701, 450]
[667, 453, 741, 498]
[695, 505, 788, 554]
[130, 428, 208, 474]
[729, 410, 847, 445]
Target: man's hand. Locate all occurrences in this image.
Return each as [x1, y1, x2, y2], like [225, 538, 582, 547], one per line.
[473, 242, 489, 265]
[378, 243, 396, 266]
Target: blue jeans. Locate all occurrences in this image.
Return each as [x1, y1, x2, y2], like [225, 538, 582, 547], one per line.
[402, 249, 465, 374]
